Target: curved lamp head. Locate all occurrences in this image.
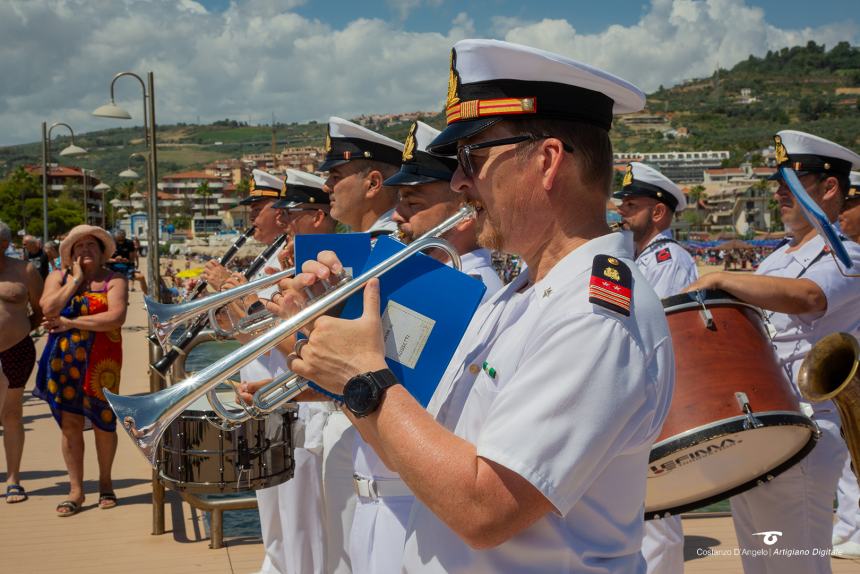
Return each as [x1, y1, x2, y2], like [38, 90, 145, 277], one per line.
[93, 100, 132, 119]
[93, 183, 111, 192]
[119, 168, 141, 179]
[59, 143, 87, 157]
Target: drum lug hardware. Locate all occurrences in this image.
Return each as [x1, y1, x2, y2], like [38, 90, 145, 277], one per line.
[693, 290, 715, 330]
[735, 392, 764, 429]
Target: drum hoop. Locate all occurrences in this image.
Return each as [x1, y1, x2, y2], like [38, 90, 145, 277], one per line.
[650, 411, 815, 458]
[645, 411, 819, 520]
[662, 297, 764, 317]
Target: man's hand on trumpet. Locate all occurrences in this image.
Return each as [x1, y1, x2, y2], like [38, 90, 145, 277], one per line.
[265, 251, 388, 396]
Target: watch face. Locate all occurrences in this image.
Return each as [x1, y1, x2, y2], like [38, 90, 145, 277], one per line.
[345, 375, 378, 416]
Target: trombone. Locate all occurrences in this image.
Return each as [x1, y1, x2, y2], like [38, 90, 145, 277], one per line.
[107, 204, 476, 466]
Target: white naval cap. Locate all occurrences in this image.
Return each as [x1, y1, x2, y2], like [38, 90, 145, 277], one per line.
[384, 121, 458, 186]
[429, 39, 646, 154]
[319, 116, 404, 172]
[240, 168, 286, 205]
[773, 130, 860, 181]
[272, 169, 328, 209]
[613, 162, 687, 212]
[848, 171, 860, 200]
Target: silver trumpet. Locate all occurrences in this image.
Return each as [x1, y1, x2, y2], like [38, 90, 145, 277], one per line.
[106, 204, 476, 466]
[145, 266, 296, 350]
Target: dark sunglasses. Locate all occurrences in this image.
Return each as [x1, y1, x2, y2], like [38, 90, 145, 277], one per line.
[456, 134, 574, 178]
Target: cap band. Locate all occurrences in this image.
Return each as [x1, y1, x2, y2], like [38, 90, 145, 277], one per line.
[619, 181, 679, 211]
[448, 79, 614, 130]
[321, 136, 403, 168]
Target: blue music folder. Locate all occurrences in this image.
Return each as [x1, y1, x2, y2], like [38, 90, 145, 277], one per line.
[294, 233, 372, 279]
[340, 235, 487, 407]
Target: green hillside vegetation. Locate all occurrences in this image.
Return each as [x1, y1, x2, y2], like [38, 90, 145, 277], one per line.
[1, 41, 857, 191]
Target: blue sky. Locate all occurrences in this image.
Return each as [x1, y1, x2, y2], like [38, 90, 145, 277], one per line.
[197, 0, 853, 35]
[0, 0, 857, 146]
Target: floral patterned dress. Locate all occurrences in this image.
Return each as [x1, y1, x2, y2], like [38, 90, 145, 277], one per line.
[34, 276, 122, 431]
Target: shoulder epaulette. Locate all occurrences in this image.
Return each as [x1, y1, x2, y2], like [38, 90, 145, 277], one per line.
[588, 254, 632, 316]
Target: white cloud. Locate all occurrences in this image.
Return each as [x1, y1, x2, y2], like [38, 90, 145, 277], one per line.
[0, 0, 857, 146]
[501, 0, 858, 92]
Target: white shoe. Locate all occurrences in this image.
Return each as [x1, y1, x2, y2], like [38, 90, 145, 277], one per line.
[833, 532, 848, 546]
[832, 540, 860, 559]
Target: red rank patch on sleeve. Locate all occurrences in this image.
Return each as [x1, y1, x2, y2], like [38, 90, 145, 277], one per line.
[656, 247, 672, 262]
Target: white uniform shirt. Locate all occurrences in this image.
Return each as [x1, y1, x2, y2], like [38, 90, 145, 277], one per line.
[756, 235, 860, 412]
[459, 248, 504, 303]
[369, 209, 399, 236]
[239, 249, 285, 382]
[403, 231, 674, 574]
[635, 231, 698, 299]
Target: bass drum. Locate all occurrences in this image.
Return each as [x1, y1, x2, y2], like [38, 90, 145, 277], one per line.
[159, 390, 296, 493]
[645, 290, 818, 519]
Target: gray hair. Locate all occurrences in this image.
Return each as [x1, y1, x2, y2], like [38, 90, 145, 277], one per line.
[0, 221, 11, 243]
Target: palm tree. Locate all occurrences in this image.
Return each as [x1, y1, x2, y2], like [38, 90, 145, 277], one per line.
[197, 181, 212, 236]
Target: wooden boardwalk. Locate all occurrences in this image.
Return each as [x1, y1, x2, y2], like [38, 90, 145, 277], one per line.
[1, 272, 858, 573]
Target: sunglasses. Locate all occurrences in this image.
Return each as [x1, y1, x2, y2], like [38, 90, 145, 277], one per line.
[456, 134, 574, 178]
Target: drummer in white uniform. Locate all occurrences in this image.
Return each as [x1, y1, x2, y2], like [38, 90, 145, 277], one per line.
[686, 130, 860, 574]
[347, 120, 503, 574]
[271, 39, 675, 573]
[204, 169, 292, 574]
[832, 170, 860, 560]
[615, 161, 697, 574]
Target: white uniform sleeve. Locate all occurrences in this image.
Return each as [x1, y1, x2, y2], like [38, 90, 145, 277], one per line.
[647, 245, 698, 299]
[475, 311, 671, 516]
[796, 243, 860, 324]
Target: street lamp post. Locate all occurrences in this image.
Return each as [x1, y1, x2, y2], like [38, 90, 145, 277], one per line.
[93, 182, 111, 227]
[41, 122, 86, 243]
[94, 72, 165, 536]
[93, 71, 161, 305]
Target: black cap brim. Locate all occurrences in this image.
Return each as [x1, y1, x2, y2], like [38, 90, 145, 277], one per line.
[768, 170, 810, 181]
[272, 199, 300, 209]
[318, 158, 349, 172]
[239, 196, 274, 206]
[383, 171, 445, 187]
[427, 117, 501, 155]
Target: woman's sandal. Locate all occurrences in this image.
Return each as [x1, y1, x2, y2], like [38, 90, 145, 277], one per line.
[98, 492, 118, 509]
[56, 499, 83, 517]
[5, 484, 28, 503]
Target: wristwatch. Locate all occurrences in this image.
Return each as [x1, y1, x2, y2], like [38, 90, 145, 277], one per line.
[343, 369, 400, 417]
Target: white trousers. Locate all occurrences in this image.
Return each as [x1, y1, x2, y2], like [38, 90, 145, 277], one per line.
[349, 495, 415, 574]
[642, 515, 684, 574]
[321, 410, 358, 574]
[730, 415, 845, 574]
[833, 456, 860, 545]
[256, 447, 325, 574]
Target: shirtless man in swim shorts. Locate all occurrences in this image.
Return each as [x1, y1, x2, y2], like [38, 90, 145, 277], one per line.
[0, 220, 43, 503]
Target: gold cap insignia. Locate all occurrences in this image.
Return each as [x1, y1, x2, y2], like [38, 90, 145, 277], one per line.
[774, 135, 789, 166]
[248, 177, 256, 193]
[607, 257, 619, 266]
[604, 267, 621, 281]
[623, 164, 634, 187]
[402, 123, 417, 162]
[325, 130, 332, 153]
[446, 48, 460, 110]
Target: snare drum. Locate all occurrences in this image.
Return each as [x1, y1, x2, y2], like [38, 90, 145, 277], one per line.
[645, 290, 818, 519]
[159, 390, 296, 493]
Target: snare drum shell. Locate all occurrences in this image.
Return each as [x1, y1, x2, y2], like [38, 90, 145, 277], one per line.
[657, 291, 801, 442]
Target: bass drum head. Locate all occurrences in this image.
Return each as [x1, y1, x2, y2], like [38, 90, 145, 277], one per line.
[645, 412, 817, 519]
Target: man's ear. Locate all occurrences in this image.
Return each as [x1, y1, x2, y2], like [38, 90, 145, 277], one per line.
[821, 175, 840, 201]
[539, 138, 566, 192]
[364, 169, 383, 199]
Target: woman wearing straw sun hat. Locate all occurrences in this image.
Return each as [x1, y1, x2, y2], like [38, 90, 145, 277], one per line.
[33, 225, 128, 517]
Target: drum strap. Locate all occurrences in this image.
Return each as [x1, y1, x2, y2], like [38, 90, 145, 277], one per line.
[636, 237, 679, 261]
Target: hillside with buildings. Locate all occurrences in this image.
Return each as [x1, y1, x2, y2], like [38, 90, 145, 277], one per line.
[0, 41, 857, 240]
